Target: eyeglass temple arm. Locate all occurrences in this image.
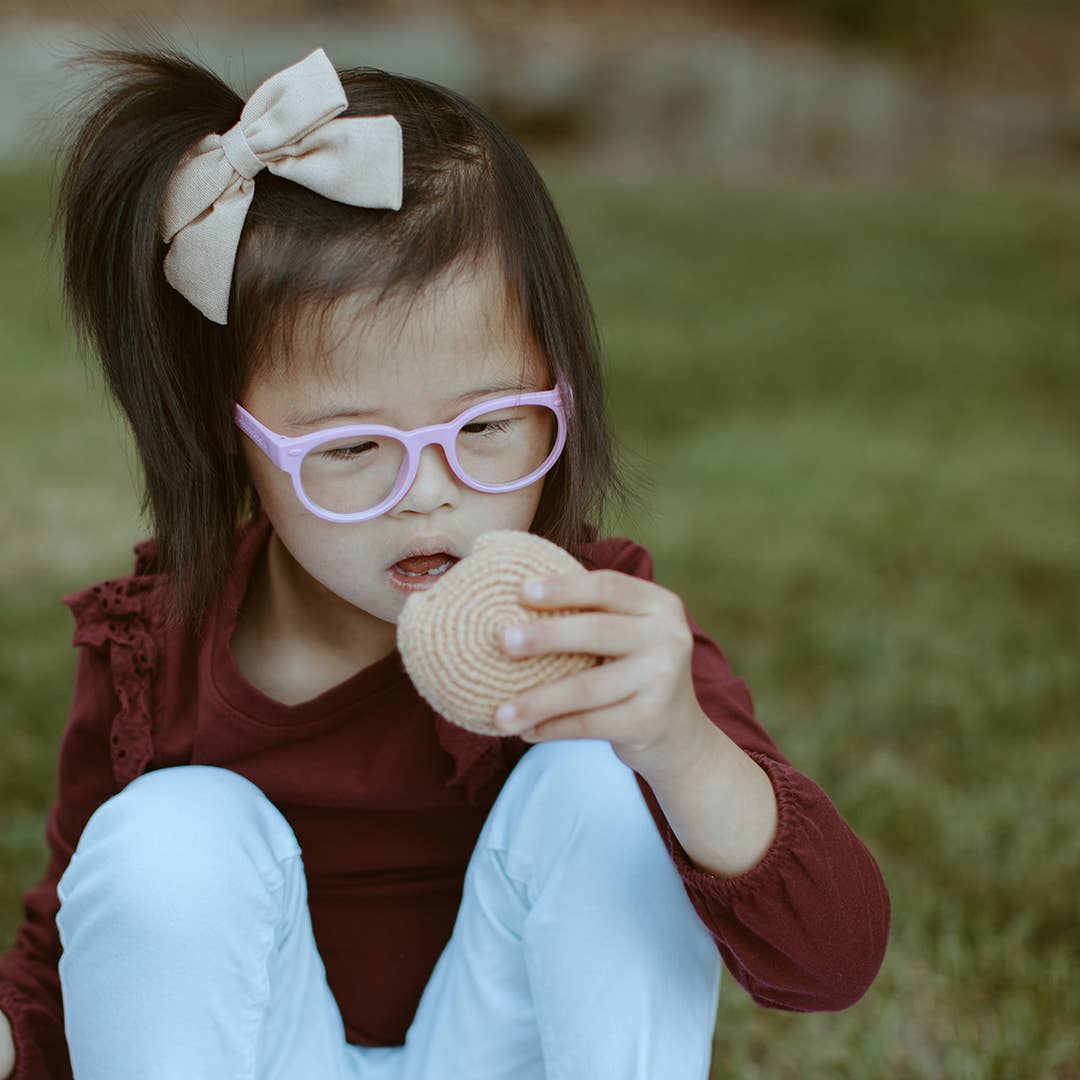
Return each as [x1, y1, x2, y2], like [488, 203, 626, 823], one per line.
[235, 404, 291, 468]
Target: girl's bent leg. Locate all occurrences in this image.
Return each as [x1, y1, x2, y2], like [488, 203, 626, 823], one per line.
[384, 739, 722, 1080]
[55, 765, 374, 1080]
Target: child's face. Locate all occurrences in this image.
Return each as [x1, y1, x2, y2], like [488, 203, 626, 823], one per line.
[239, 255, 552, 633]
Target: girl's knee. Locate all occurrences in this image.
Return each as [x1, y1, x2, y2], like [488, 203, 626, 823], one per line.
[513, 737, 622, 786]
[515, 739, 640, 808]
[59, 765, 301, 913]
[487, 739, 653, 850]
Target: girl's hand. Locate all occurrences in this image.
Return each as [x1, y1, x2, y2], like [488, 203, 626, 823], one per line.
[493, 570, 713, 779]
[0, 1006, 15, 1080]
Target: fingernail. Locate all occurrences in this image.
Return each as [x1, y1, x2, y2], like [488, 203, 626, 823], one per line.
[504, 626, 525, 650]
[496, 702, 517, 725]
[523, 580, 545, 601]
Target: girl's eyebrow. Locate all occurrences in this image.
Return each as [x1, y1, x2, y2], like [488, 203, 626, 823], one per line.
[284, 380, 537, 426]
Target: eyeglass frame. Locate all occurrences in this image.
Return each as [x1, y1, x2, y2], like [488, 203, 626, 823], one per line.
[233, 382, 573, 523]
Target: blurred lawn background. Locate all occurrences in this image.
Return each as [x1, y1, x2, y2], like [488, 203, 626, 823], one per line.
[1, 155, 1078, 1077]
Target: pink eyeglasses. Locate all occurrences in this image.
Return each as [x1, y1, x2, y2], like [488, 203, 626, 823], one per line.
[234, 383, 572, 523]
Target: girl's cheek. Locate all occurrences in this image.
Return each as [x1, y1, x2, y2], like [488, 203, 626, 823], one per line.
[260, 469, 305, 521]
[240, 452, 281, 506]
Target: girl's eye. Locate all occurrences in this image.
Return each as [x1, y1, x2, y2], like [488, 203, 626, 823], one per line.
[321, 441, 377, 460]
[462, 419, 513, 436]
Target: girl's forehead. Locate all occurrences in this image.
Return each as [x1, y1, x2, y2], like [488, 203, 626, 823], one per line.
[251, 261, 548, 413]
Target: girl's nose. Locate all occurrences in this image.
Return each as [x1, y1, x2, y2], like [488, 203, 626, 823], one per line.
[393, 443, 460, 515]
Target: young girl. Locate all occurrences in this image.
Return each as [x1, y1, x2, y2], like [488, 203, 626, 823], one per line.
[0, 41, 889, 1080]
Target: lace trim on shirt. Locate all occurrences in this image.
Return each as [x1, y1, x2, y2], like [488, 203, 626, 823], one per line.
[62, 538, 162, 788]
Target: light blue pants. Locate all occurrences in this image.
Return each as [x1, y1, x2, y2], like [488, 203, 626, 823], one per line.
[56, 738, 721, 1079]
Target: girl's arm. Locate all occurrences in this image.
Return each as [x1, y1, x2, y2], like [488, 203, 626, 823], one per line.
[635, 717, 779, 880]
[502, 559, 890, 1010]
[0, 644, 121, 1080]
[632, 606, 891, 1012]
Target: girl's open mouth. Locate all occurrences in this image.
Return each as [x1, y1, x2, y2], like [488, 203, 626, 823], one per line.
[387, 555, 458, 593]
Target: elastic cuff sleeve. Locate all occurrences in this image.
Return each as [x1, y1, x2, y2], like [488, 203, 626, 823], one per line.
[663, 751, 798, 902]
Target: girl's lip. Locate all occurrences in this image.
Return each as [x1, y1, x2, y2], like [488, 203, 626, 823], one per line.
[386, 563, 450, 594]
[389, 536, 462, 567]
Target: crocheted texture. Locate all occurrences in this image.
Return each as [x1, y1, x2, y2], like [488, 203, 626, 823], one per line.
[396, 530, 602, 735]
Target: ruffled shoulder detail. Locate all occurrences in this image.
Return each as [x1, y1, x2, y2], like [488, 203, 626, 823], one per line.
[62, 536, 167, 788]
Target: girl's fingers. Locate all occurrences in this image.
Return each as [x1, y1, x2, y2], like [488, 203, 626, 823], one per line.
[520, 569, 682, 618]
[500, 610, 649, 659]
[518, 698, 640, 746]
[493, 656, 642, 735]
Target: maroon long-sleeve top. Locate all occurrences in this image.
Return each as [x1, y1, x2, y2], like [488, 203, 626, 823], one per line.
[0, 514, 889, 1078]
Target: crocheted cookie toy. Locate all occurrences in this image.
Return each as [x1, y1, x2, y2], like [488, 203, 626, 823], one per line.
[396, 530, 602, 735]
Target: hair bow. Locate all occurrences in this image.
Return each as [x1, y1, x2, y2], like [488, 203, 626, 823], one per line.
[159, 47, 403, 325]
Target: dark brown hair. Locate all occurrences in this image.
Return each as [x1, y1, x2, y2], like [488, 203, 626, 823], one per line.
[51, 29, 647, 635]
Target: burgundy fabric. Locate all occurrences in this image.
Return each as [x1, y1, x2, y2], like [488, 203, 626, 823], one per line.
[0, 513, 889, 1078]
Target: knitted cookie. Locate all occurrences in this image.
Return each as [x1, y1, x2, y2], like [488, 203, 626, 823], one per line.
[396, 530, 602, 735]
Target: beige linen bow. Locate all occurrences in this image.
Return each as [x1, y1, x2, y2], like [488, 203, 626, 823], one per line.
[159, 47, 403, 324]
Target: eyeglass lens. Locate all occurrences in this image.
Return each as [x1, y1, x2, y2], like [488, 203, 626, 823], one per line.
[299, 403, 559, 515]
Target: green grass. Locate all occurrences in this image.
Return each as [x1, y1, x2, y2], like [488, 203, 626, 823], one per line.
[2, 161, 1078, 1078]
